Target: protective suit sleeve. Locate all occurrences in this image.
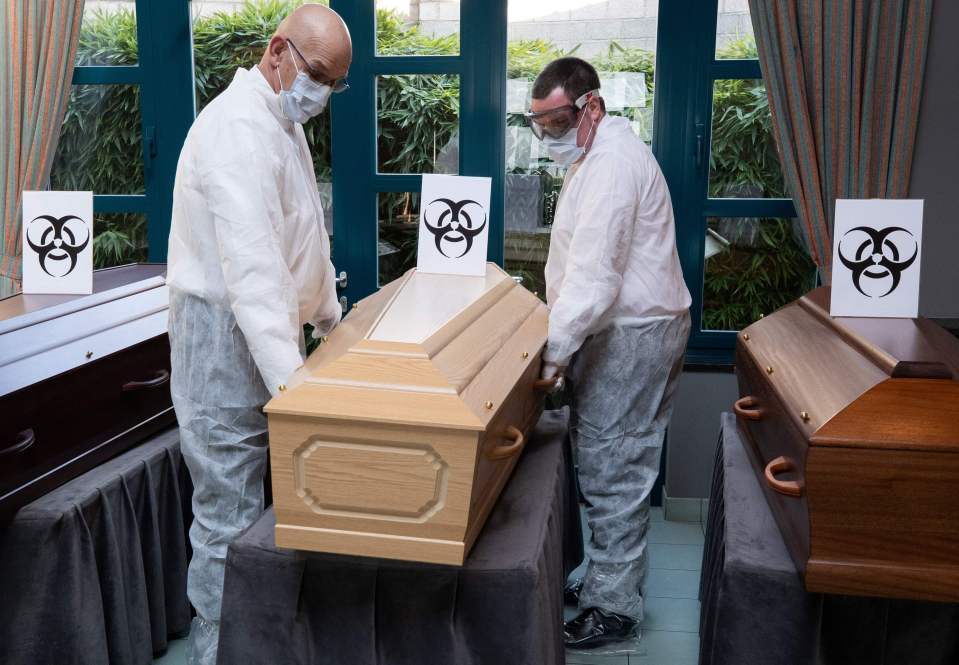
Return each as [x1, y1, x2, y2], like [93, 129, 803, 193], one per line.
[200, 122, 304, 396]
[544, 151, 639, 366]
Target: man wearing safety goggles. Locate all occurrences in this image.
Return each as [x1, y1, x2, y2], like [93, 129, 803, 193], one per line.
[527, 57, 692, 650]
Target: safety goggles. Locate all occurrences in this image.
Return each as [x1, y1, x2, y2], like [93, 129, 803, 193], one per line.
[524, 89, 599, 140]
[288, 39, 350, 93]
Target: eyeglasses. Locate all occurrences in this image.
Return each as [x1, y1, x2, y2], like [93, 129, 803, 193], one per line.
[524, 89, 599, 140]
[287, 39, 350, 93]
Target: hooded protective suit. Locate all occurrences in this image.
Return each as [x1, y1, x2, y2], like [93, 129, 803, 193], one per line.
[545, 114, 691, 621]
[166, 66, 340, 664]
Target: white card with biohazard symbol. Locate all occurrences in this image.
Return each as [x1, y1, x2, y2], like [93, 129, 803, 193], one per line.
[830, 199, 923, 318]
[22, 190, 94, 295]
[416, 174, 491, 277]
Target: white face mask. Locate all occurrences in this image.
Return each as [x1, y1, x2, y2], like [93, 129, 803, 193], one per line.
[275, 43, 332, 124]
[543, 108, 595, 167]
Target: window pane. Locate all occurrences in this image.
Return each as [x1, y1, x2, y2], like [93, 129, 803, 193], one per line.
[77, 2, 138, 65]
[191, 3, 334, 241]
[378, 192, 420, 286]
[50, 85, 144, 194]
[702, 217, 816, 332]
[715, 0, 755, 59]
[709, 79, 785, 198]
[377, 75, 459, 174]
[504, 0, 660, 298]
[376, 0, 460, 56]
[92, 213, 148, 269]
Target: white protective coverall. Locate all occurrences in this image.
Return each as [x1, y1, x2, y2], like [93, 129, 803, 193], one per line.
[545, 114, 692, 621]
[166, 66, 340, 664]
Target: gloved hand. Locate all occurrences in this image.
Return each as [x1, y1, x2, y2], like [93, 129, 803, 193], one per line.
[540, 361, 566, 393]
[308, 314, 339, 340]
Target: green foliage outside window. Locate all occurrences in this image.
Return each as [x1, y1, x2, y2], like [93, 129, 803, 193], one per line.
[53, 1, 813, 331]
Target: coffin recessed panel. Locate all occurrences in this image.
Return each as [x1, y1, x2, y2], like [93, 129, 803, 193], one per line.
[294, 438, 449, 523]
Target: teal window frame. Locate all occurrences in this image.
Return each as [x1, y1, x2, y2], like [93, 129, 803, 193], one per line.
[70, 0, 195, 262]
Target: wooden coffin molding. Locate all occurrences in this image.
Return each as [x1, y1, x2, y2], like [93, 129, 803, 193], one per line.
[0, 264, 174, 520]
[266, 264, 548, 565]
[734, 286, 959, 602]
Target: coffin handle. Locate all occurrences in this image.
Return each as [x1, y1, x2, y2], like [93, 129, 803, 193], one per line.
[123, 369, 170, 392]
[486, 426, 525, 460]
[764, 456, 804, 498]
[0, 429, 36, 457]
[734, 395, 763, 421]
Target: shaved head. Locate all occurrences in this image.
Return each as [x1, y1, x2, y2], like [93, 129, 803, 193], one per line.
[259, 3, 352, 94]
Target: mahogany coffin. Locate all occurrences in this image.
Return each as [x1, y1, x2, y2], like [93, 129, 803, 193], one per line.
[0, 264, 174, 520]
[265, 264, 549, 565]
[735, 287, 959, 601]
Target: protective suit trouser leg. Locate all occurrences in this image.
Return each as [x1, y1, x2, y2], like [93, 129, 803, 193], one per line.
[569, 312, 690, 621]
[168, 290, 273, 665]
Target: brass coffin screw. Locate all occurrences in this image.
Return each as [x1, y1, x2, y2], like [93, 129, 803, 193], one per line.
[522, 351, 529, 359]
[765, 366, 774, 375]
[321, 336, 328, 343]
[278, 384, 287, 392]
[352, 303, 358, 310]
[484, 401, 494, 410]
[743, 334, 750, 341]
[800, 411, 810, 423]
[85, 351, 93, 359]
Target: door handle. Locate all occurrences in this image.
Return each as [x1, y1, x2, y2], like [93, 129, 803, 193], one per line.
[335, 271, 347, 288]
[694, 121, 705, 170]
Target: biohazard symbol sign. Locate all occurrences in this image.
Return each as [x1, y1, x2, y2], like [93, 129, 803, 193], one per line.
[26, 214, 91, 278]
[837, 226, 918, 298]
[422, 198, 487, 259]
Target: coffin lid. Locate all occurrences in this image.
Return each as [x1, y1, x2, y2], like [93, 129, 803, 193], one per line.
[740, 287, 959, 452]
[265, 263, 547, 432]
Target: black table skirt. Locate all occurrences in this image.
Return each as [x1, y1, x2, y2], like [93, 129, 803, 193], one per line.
[217, 408, 583, 665]
[700, 413, 959, 665]
[0, 428, 193, 665]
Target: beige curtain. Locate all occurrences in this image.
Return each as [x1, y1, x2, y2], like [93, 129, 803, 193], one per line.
[1, 0, 85, 297]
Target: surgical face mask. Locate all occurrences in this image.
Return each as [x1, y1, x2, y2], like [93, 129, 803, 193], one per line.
[275, 43, 332, 124]
[543, 109, 595, 167]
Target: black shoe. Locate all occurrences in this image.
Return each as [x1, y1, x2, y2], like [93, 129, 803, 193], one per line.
[564, 577, 583, 606]
[564, 607, 638, 650]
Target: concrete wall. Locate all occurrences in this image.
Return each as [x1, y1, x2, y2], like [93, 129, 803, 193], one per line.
[665, 370, 738, 500]
[910, 0, 959, 319]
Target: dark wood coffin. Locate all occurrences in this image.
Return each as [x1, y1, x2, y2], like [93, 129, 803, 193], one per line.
[0, 264, 174, 521]
[735, 286, 959, 602]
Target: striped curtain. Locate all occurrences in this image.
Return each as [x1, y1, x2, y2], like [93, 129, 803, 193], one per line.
[748, 0, 934, 282]
[0, 0, 85, 297]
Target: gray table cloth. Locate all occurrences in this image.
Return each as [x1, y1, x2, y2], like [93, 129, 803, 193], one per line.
[700, 413, 959, 665]
[217, 407, 583, 665]
[0, 428, 193, 665]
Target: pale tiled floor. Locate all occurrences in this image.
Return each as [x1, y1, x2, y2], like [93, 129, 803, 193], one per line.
[154, 506, 705, 665]
[565, 505, 704, 665]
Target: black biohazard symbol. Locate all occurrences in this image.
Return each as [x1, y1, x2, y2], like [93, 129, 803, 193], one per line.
[26, 214, 90, 278]
[837, 226, 918, 298]
[422, 198, 487, 259]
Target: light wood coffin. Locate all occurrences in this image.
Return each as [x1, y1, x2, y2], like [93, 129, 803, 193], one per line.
[735, 287, 959, 601]
[265, 263, 549, 565]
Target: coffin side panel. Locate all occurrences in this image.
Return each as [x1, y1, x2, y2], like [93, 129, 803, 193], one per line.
[270, 415, 478, 545]
[805, 444, 959, 601]
[463, 358, 546, 552]
[735, 346, 811, 574]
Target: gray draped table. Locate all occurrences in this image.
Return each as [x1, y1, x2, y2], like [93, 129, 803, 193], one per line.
[217, 408, 583, 665]
[700, 413, 959, 665]
[0, 427, 193, 665]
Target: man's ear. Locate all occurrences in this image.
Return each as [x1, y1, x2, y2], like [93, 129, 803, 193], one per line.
[587, 97, 604, 122]
[266, 36, 288, 69]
